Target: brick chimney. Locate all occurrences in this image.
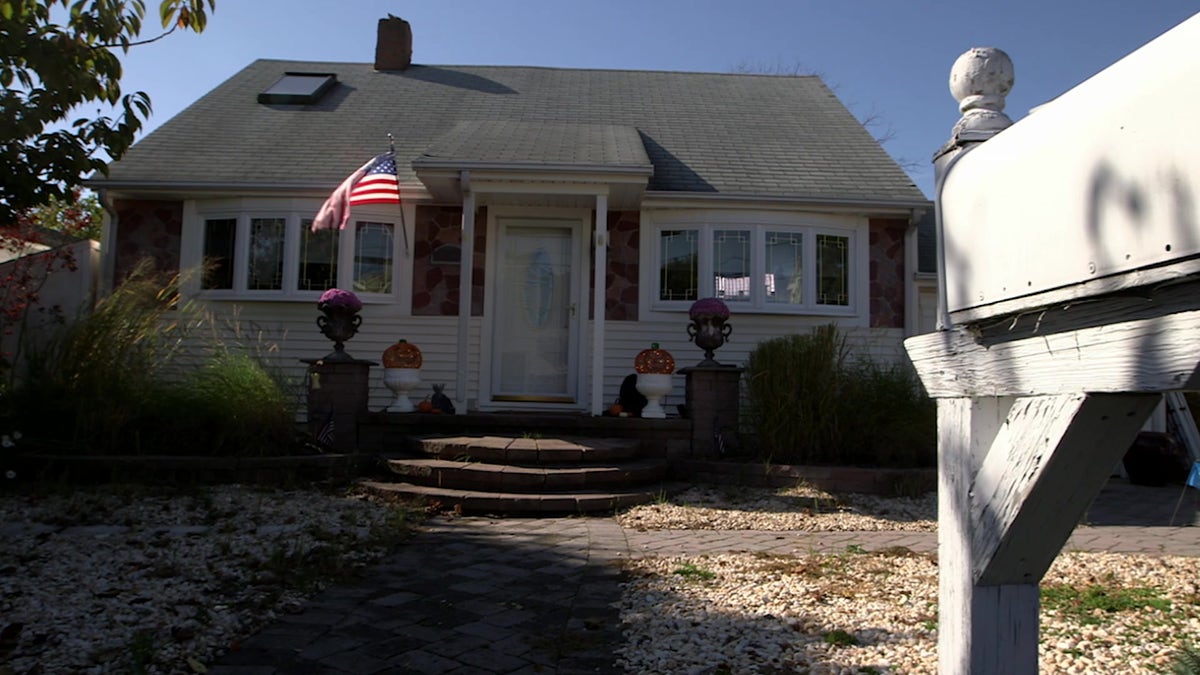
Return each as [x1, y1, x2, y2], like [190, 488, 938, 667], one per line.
[375, 15, 412, 71]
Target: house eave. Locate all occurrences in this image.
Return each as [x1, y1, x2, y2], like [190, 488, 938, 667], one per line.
[84, 179, 434, 202]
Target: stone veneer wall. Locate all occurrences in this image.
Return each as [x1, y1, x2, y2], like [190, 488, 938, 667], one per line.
[868, 217, 907, 328]
[112, 199, 183, 284]
[411, 205, 487, 316]
[605, 211, 640, 321]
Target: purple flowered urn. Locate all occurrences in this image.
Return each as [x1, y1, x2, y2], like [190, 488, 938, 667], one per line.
[686, 297, 732, 367]
[316, 288, 363, 361]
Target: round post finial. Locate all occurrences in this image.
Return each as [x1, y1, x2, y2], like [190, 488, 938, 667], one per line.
[949, 47, 1014, 139]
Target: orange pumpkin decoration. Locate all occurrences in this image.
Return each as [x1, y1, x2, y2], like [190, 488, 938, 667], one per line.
[417, 399, 434, 413]
[609, 403, 623, 417]
[634, 343, 675, 374]
[382, 339, 422, 369]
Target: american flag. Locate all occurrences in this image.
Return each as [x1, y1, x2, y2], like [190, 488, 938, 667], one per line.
[311, 153, 400, 231]
[349, 153, 401, 206]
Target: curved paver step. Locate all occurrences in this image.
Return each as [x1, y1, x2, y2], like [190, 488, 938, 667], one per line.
[412, 435, 641, 464]
[361, 480, 664, 514]
[386, 457, 668, 492]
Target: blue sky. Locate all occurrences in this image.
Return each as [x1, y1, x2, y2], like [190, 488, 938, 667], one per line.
[116, 0, 1198, 198]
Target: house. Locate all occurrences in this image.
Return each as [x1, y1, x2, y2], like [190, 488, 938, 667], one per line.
[88, 17, 930, 416]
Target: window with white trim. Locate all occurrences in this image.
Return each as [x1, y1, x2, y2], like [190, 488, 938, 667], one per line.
[653, 221, 854, 313]
[352, 221, 394, 294]
[197, 212, 396, 300]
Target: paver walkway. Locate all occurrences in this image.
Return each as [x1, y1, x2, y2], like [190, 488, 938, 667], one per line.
[209, 478, 1200, 674]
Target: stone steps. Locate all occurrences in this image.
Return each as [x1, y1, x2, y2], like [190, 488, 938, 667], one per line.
[386, 457, 667, 492]
[361, 480, 664, 514]
[411, 435, 641, 464]
[368, 434, 669, 515]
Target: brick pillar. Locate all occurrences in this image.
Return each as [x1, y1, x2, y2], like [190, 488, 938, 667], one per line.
[681, 365, 744, 458]
[304, 358, 375, 453]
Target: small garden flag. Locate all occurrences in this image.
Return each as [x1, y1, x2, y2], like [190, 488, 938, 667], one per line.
[1171, 461, 1200, 525]
[1188, 461, 1200, 490]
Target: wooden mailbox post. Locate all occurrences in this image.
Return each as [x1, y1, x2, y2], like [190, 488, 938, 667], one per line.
[906, 15, 1200, 673]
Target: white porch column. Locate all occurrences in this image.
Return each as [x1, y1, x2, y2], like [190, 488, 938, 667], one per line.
[590, 194, 609, 415]
[456, 172, 474, 413]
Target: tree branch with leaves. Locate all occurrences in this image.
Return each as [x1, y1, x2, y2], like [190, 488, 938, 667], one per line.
[0, 0, 214, 226]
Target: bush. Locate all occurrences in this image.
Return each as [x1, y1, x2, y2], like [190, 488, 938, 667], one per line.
[744, 324, 935, 467]
[5, 261, 299, 457]
[149, 353, 296, 457]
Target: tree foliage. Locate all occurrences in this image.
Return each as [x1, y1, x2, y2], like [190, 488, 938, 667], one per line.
[0, 0, 214, 226]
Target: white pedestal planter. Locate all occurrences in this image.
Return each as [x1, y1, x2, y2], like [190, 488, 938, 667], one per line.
[636, 373, 672, 419]
[384, 367, 421, 412]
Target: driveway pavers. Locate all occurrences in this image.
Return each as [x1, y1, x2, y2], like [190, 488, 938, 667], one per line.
[208, 478, 1200, 674]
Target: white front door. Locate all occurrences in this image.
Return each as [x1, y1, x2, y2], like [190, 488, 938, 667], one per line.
[490, 218, 582, 404]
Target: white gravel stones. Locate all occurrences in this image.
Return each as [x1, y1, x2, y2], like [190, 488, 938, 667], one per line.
[618, 483, 937, 532]
[5, 480, 1198, 674]
[617, 551, 1200, 674]
[0, 485, 409, 674]
[615, 484, 1200, 674]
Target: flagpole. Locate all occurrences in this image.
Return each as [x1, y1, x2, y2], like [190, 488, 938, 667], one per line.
[389, 133, 410, 257]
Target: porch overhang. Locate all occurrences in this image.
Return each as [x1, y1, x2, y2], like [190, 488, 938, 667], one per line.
[414, 165, 650, 209]
[411, 120, 653, 209]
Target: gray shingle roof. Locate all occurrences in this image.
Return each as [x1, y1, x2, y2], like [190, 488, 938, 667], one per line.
[416, 120, 651, 170]
[99, 60, 926, 202]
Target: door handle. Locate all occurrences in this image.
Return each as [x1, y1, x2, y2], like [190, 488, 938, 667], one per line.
[569, 303, 577, 317]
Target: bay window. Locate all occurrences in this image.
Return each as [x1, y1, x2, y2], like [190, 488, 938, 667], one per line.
[197, 210, 397, 300]
[652, 219, 855, 313]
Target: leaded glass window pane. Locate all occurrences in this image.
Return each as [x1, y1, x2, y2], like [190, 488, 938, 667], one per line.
[298, 219, 338, 291]
[247, 218, 285, 290]
[201, 218, 236, 290]
[354, 221, 394, 294]
[659, 229, 697, 301]
[816, 234, 850, 306]
[713, 229, 750, 302]
[765, 230, 803, 304]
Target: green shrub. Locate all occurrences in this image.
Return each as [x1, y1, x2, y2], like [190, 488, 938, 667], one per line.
[745, 325, 846, 464]
[149, 353, 295, 456]
[13, 262, 188, 451]
[8, 261, 298, 457]
[744, 324, 935, 467]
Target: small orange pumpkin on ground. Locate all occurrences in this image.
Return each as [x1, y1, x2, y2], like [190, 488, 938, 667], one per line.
[609, 403, 623, 417]
[417, 399, 434, 413]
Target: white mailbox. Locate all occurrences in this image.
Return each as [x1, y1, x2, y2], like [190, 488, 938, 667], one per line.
[940, 14, 1200, 323]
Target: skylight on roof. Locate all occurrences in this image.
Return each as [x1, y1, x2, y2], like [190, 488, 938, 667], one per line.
[257, 72, 337, 105]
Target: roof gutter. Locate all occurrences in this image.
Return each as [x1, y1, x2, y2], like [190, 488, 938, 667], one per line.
[642, 190, 931, 214]
[84, 180, 346, 193]
[84, 179, 433, 202]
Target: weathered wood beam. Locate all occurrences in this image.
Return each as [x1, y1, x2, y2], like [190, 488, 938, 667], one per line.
[939, 397, 1039, 674]
[970, 393, 1159, 586]
[906, 309, 1200, 398]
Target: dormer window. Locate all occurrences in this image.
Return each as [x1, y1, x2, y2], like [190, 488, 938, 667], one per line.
[257, 72, 337, 105]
